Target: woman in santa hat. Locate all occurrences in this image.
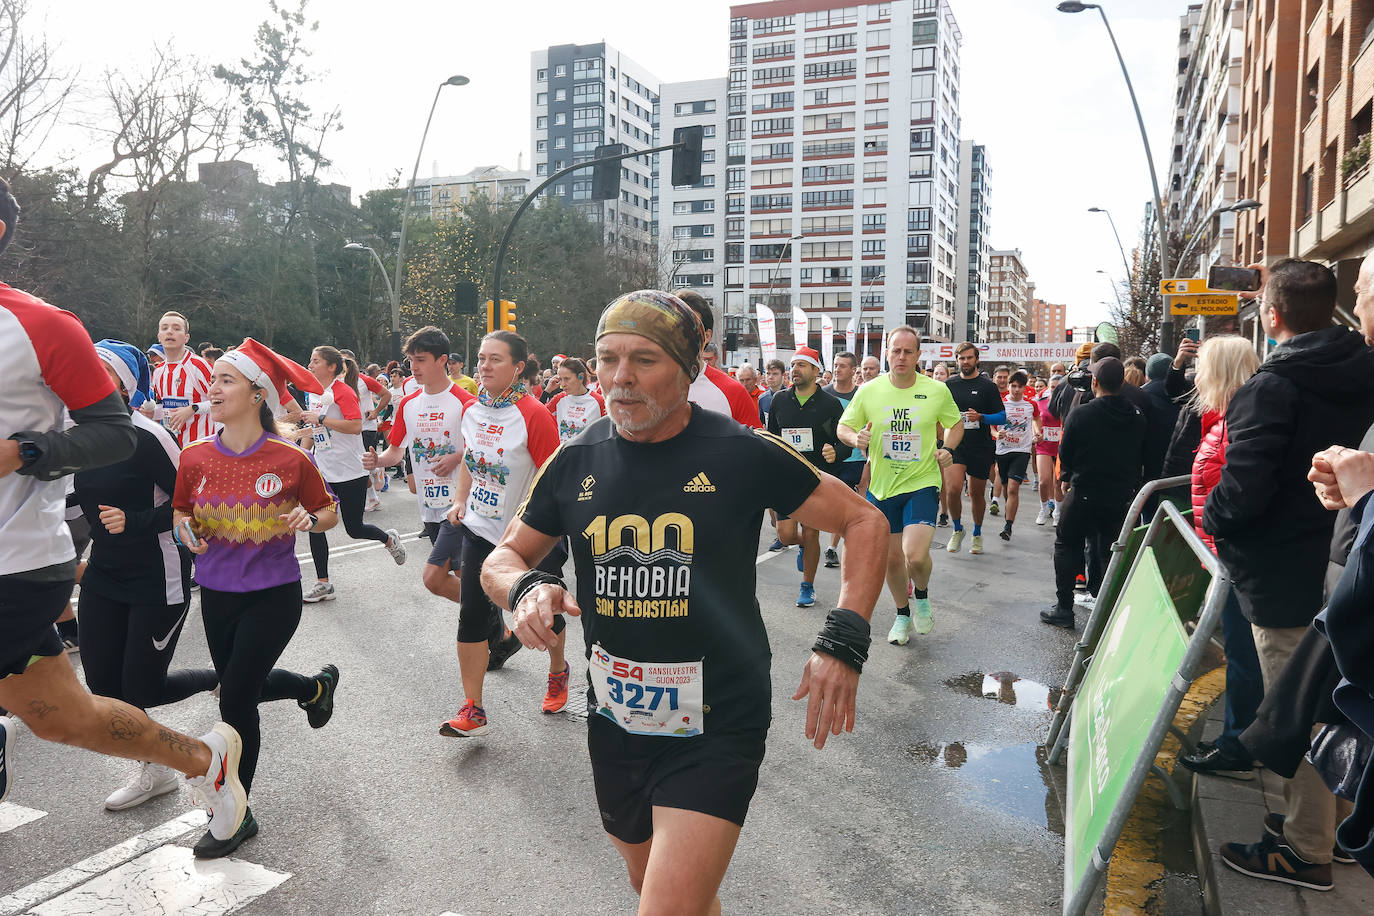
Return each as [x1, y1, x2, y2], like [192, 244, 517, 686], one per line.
[172, 338, 342, 858]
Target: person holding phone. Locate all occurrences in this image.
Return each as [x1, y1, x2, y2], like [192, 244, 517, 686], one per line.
[173, 339, 342, 858]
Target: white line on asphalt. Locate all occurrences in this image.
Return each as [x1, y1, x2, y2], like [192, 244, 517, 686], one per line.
[0, 803, 45, 834]
[293, 529, 424, 563]
[0, 810, 205, 916]
[22, 845, 289, 916]
[756, 549, 786, 565]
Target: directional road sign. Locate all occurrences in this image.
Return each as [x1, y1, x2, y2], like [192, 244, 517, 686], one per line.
[1159, 278, 1205, 294]
[1169, 293, 1239, 316]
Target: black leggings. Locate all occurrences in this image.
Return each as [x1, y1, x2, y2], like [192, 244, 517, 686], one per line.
[78, 590, 218, 710]
[457, 528, 566, 644]
[200, 582, 318, 794]
[310, 476, 389, 579]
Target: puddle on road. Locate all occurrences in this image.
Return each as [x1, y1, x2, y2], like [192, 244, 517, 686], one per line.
[906, 741, 1066, 836]
[943, 671, 1063, 711]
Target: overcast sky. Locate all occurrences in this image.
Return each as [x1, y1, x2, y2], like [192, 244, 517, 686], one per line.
[38, 0, 1182, 329]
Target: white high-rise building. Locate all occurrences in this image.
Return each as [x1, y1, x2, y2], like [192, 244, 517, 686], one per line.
[660, 1, 964, 365]
[954, 140, 990, 342]
[530, 43, 660, 254]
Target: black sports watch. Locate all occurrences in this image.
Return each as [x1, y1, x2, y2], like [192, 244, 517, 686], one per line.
[307, 512, 319, 530]
[10, 435, 41, 470]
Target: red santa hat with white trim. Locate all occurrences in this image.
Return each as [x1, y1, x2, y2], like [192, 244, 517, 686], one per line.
[218, 338, 322, 418]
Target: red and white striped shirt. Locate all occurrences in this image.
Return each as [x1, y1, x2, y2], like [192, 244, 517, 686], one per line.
[153, 350, 215, 448]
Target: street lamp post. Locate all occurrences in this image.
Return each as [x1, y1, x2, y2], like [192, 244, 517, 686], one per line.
[1059, 2, 1173, 351]
[1096, 268, 1125, 311]
[389, 74, 469, 362]
[1174, 198, 1261, 277]
[768, 234, 803, 314]
[1088, 207, 1134, 291]
[344, 243, 396, 354]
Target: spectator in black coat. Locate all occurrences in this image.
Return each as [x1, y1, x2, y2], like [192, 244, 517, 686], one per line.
[1209, 258, 1374, 890]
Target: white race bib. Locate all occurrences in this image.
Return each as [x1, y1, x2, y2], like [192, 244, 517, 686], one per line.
[962, 418, 980, 430]
[1044, 426, 1061, 442]
[468, 481, 505, 519]
[311, 425, 332, 451]
[781, 427, 814, 453]
[590, 644, 705, 737]
[882, 431, 921, 461]
[420, 476, 453, 510]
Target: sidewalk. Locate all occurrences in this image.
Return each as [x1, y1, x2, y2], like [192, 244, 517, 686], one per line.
[1189, 702, 1374, 916]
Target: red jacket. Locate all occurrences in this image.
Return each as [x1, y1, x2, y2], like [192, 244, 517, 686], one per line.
[1191, 409, 1226, 555]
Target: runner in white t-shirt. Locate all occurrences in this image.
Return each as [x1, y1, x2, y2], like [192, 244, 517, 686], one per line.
[545, 357, 606, 442]
[441, 330, 566, 736]
[993, 370, 1042, 542]
[300, 347, 406, 603]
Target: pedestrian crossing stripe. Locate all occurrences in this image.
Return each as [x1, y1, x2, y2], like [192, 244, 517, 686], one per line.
[0, 803, 45, 835]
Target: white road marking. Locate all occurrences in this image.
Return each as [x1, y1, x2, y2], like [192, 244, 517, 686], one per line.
[0, 811, 205, 916]
[23, 844, 289, 916]
[293, 529, 424, 563]
[0, 803, 45, 834]
[756, 549, 787, 565]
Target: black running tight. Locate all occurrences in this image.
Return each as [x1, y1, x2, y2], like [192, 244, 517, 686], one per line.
[309, 475, 389, 579]
[200, 582, 318, 794]
[77, 591, 218, 710]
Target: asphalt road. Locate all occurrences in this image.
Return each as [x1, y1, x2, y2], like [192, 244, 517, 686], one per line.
[1, 481, 1079, 915]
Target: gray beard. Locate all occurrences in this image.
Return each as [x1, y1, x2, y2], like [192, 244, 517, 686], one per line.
[607, 386, 688, 434]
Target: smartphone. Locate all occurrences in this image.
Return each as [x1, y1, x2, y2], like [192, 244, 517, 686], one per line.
[1208, 265, 1262, 292]
[1184, 328, 1200, 343]
[176, 518, 198, 547]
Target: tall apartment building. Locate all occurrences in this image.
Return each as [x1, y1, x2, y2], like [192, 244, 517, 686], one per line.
[530, 43, 660, 254]
[1167, 1, 1244, 276]
[403, 166, 533, 221]
[987, 248, 1029, 342]
[659, 0, 964, 363]
[659, 79, 730, 327]
[954, 140, 990, 342]
[1029, 298, 1067, 345]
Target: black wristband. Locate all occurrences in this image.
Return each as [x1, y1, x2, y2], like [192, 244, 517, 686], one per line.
[508, 569, 566, 612]
[812, 607, 872, 673]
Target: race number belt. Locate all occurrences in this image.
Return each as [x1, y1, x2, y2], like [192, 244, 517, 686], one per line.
[590, 643, 704, 737]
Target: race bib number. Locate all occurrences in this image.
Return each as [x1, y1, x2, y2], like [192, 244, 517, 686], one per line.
[882, 431, 921, 461]
[160, 397, 189, 430]
[590, 644, 705, 737]
[962, 418, 980, 430]
[1044, 426, 1061, 442]
[781, 427, 814, 453]
[468, 481, 505, 519]
[420, 477, 452, 510]
[311, 425, 332, 452]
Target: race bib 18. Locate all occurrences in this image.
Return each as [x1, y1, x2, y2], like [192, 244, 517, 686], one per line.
[590, 644, 705, 737]
[781, 427, 814, 453]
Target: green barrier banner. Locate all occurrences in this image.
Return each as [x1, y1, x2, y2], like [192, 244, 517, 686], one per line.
[1065, 548, 1190, 902]
[1095, 509, 1211, 627]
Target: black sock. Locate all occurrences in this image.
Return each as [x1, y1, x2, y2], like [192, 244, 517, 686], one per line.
[56, 618, 78, 641]
[1003, 520, 1013, 531]
[896, 605, 911, 617]
[913, 587, 929, 600]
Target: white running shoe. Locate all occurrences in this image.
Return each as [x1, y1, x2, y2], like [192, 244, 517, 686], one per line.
[1051, 506, 1060, 526]
[365, 497, 382, 513]
[302, 581, 335, 603]
[384, 529, 407, 565]
[1035, 504, 1052, 526]
[887, 615, 914, 646]
[187, 723, 247, 841]
[946, 530, 965, 553]
[105, 761, 180, 811]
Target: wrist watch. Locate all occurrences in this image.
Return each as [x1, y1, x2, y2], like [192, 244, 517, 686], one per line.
[10, 435, 41, 469]
[307, 513, 319, 530]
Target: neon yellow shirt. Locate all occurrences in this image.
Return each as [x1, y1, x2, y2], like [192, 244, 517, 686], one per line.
[839, 373, 960, 500]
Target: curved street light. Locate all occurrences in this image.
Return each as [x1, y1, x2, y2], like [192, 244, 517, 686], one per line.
[344, 243, 396, 346]
[1088, 207, 1134, 291]
[389, 74, 469, 360]
[1175, 198, 1261, 277]
[1059, 2, 1174, 350]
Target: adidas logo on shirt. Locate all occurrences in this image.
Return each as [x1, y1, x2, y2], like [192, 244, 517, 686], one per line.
[683, 472, 717, 493]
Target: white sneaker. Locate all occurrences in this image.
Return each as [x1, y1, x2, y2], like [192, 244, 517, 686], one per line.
[105, 761, 180, 811]
[384, 529, 407, 565]
[365, 498, 382, 513]
[1051, 507, 1060, 526]
[946, 530, 965, 553]
[302, 581, 335, 603]
[1076, 594, 1098, 612]
[1035, 504, 1051, 526]
[187, 723, 247, 841]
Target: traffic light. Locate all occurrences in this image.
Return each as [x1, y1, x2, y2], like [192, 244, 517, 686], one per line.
[1027, 332, 1036, 343]
[499, 299, 517, 333]
[1065, 329, 1074, 343]
[485, 299, 496, 333]
[672, 125, 704, 187]
[592, 143, 625, 201]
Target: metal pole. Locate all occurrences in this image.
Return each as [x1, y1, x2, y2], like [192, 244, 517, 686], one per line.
[392, 82, 454, 363]
[1092, 5, 1173, 352]
[1095, 209, 1134, 291]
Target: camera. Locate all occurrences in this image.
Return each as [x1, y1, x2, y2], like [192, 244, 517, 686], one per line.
[1066, 364, 1094, 397]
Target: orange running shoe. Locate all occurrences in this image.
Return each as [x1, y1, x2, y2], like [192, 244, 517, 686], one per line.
[542, 668, 570, 714]
[439, 700, 487, 737]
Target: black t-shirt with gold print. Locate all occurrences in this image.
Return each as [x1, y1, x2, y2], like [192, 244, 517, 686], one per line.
[519, 405, 822, 735]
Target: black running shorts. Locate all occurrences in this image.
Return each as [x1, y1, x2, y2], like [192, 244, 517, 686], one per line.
[426, 519, 465, 568]
[995, 452, 1032, 484]
[0, 575, 74, 679]
[587, 713, 767, 844]
[950, 445, 994, 480]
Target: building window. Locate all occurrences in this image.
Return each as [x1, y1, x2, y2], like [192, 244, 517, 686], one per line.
[913, 47, 936, 71]
[910, 101, 934, 123]
[537, 68, 548, 82]
[555, 64, 567, 78]
[536, 139, 548, 152]
[554, 112, 567, 126]
[536, 116, 548, 129]
[866, 55, 890, 76]
[862, 213, 886, 232]
[536, 92, 548, 106]
[554, 137, 566, 149]
[867, 28, 891, 49]
[913, 19, 938, 44]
